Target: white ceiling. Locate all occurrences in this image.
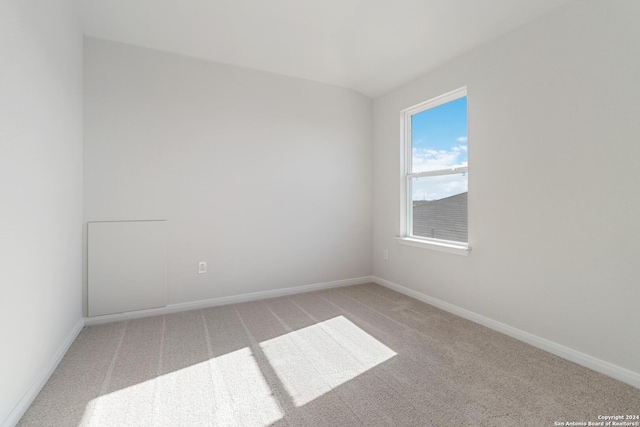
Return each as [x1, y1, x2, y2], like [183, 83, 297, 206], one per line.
[78, 0, 570, 98]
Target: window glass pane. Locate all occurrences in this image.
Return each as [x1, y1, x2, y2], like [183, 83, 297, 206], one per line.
[411, 173, 468, 242]
[411, 97, 467, 173]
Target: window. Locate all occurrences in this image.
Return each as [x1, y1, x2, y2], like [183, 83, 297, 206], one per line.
[399, 87, 469, 255]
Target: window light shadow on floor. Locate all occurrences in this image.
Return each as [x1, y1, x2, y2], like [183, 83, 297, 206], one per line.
[79, 316, 396, 427]
[260, 315, 397, 407]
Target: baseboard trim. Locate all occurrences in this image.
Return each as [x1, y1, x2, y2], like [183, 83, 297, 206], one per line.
[372, 276, 640, 389]
[85, 276, 374, 326]
[2, 318, 85, 427]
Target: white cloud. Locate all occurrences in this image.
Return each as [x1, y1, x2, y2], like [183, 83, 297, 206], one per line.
[457, 136, 468, 143]
[412, 146, 467, 173]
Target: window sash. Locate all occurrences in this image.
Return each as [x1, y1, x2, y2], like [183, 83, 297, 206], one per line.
[406, 172, 468, 241]
[407, 166, 467, 179]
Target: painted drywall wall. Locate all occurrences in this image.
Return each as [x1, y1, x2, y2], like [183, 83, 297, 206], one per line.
[83, 38, 372, 312]
[373, 0, 640, 375]
[0, 0, 83, 424]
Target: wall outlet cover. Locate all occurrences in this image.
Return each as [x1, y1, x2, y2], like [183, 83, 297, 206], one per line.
[198, 261, 207, 274]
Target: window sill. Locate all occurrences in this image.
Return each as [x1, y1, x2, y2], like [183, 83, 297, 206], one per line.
[396, 236, 470, 256]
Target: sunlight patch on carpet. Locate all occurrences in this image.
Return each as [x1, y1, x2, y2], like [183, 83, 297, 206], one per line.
[80, 347, 282, 427]
[260, 315, 396, 407]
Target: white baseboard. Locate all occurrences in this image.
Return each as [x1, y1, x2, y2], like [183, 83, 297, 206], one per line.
[2, 318, 85, 427]
[372, 276, 640, 389]
[85, 276, 374, 326]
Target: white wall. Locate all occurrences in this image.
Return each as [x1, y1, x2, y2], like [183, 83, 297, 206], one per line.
[0, 0, 83, 424]
[83, 38, 372, 311]
[373, 0, 640, 375]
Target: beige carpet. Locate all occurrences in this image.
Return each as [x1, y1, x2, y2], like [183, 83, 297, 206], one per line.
[18, 284, 639, 426]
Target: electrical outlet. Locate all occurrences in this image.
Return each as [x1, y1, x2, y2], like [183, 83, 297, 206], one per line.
[383, 249, 389, 261]
[198, 261, 207, 274]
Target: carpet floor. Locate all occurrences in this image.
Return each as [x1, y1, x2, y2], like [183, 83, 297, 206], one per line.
[18, 284, 639, 426]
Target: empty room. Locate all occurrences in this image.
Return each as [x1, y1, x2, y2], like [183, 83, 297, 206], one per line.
[1, 0, 639, 426]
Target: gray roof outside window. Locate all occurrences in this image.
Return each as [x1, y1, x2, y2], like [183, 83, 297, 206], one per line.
[413, 192, 467, 243]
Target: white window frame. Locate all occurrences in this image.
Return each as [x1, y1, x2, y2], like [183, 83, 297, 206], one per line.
[398, 87, 470, 256]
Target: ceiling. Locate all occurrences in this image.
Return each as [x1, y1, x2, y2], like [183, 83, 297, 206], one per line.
[78, 0, 570, 98]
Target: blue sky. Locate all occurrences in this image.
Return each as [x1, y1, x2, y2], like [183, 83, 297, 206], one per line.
[411, 96, 468, 200]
